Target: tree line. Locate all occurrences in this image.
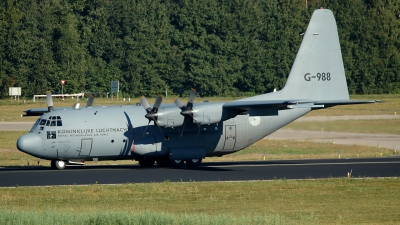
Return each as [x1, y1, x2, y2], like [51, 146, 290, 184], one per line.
[0, 0, 399, 98]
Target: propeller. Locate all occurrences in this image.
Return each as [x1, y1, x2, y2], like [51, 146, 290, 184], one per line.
[174, 88, 201, 137]
[46, 91, 54, 112]
[140, 95, 164, 138]
[86, 94, 94, 108]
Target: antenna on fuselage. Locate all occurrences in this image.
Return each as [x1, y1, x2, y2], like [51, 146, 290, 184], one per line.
[46, 91, 54, 112]
[86, 94, 94, 108]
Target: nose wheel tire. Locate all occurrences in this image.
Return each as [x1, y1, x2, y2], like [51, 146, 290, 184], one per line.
[51, 160, 66, 170]
[186, 158, 202, 167]
[169, 159, 184, 168]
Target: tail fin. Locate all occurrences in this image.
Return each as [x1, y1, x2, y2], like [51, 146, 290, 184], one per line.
[280, 8, 349, 101]
[227, 9, 377, 110]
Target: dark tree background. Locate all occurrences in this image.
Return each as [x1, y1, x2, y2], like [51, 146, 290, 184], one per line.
[1, 0, 399, 98]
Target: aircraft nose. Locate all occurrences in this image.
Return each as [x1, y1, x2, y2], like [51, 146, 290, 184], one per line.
[17, 133, 42, 156]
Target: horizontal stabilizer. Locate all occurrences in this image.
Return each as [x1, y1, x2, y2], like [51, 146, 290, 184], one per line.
[23, 108, 51, 117]
[223, 99, 315, 110]
[313, 100, 380, 107]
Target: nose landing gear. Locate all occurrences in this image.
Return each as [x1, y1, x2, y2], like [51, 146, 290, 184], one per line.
[50, 160, 66, 170]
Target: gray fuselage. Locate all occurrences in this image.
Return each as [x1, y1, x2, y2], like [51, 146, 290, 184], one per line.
[18, 103, 310, 162]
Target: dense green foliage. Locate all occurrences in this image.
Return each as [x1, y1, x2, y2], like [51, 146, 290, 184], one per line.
[0, 0, 399, 98]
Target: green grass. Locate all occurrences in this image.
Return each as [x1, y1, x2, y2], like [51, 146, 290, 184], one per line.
[285, 119, 400, 135]
[0, 210, 306, 225]
[230, 139, 396, 160]
[0, 179, 399, 224]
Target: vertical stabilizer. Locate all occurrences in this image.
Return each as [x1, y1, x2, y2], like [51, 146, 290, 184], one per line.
[242, 9, 349, 102]
[280, 8, 349, 100]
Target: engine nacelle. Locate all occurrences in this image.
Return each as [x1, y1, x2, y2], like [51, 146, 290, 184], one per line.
[193, 103, 225, 124]
[154, 103, 226, 128]
[156, 107, 185, 128]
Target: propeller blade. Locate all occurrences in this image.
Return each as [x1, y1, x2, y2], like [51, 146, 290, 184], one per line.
[188, 88, 196, 104]
[153, 120, 165, 139]
[46, 91, 54, 112]
[179, 118, 188, 137]
[186, 88, 196, 110]
[140, 96, 151, 113]
[141, 95, 165, 139]
[86, 94, 94, 108]
[174, 97, 184, 109]
[152, 94, 163, 113]
[176, 88, 201, 137]
[188, 114, 202, 137]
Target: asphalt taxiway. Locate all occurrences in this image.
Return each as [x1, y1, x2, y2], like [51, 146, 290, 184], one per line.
[0, 158, 399, 187]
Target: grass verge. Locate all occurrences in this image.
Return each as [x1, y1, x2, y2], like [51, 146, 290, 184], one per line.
[0, 210, 309, 225]
[0, 179, 399, 224]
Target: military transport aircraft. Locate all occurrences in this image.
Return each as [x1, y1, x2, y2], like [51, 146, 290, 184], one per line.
[17, 9, 378, 169]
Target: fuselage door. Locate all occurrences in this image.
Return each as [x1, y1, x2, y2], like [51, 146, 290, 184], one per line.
[79, 138, 93, 156]
[223, 125, 236, 150]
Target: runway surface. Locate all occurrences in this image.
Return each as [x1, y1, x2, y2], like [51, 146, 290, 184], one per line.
[0, 122, 33, 131]
[1, 158, 399, 187]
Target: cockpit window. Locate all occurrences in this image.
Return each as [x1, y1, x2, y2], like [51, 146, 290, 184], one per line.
[39, 119, 47, 126]
[45, 116, 62, 126]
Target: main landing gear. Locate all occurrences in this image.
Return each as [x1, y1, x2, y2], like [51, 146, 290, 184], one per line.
[50, 159, 66, 170]
[169, 159, 202, 168]
[138, 158, 203, 168]
[186, 158, 202, 167]
[169, 159, 184, 168]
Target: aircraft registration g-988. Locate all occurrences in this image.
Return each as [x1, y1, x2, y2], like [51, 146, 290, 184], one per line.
[17, 9, 378, 169]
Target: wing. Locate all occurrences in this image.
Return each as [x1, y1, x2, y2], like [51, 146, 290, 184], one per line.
[223, 99, 380, 116]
